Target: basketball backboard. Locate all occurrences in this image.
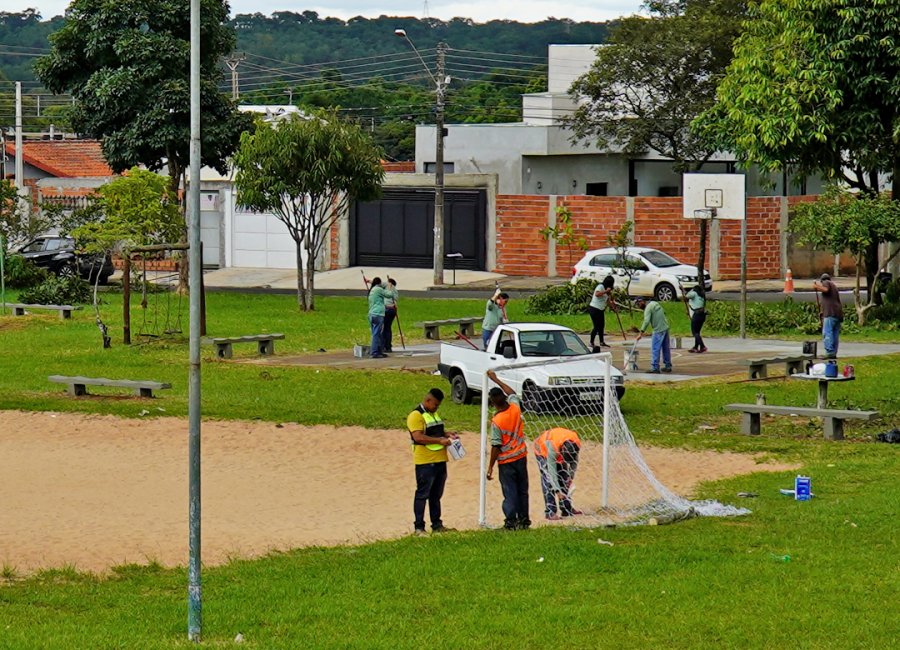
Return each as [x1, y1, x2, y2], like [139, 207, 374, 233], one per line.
[683, 173, 745, 220]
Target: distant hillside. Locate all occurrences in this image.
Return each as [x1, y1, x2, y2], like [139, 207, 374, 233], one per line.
[0, 10, 610, 158]
[0, 10, 610, 83]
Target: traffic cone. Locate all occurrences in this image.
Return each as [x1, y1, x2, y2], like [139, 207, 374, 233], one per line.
[783, 268, 794, 293]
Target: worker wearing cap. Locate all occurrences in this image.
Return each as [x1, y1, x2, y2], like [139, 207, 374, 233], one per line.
[407, 388, 456, 536]
[534, 427, 583, 520]
[485, 369, 530, 530]
[813, 272, 843, 358]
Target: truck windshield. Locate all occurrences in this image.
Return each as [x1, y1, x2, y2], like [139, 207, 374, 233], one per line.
[519, 330, 591, 357]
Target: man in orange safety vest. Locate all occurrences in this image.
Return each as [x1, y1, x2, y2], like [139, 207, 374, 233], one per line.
[485, 369, 531, 530]
[533, 428, 583, 520]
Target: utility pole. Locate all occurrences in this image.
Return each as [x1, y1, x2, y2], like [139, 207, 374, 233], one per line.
[225, 53, 245, 101]
[187, 0, 203, 641]
[15, 82, 24, 194]
[433, 42, 448, 286]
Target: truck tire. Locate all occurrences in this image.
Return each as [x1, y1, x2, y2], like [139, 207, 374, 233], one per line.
[521, 380, 544, 413]
[451, 373, 474, 405]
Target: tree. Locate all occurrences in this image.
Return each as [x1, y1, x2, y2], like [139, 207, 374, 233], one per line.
[567, 0, 746, 172]
[33, 0, 254, 195]
[791, 187, 900, 326]
[698, 0, 900, 293]
[64, 169, 184, 347]
[567, 1, 746, 291]
[539, 205, 588, 270]
[232, 110, 384, 311]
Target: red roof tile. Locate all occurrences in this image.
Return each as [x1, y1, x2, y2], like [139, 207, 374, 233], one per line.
[4, 139, 114, 178]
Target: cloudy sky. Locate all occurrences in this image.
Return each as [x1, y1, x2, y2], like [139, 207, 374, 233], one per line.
[14, 1, 646, 24]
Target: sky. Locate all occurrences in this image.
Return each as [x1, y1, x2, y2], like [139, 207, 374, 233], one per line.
[13, 1, 646, 24]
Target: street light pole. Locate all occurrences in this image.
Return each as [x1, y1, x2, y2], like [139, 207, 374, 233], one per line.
[433, 42, 447, 286]
[395, 29, 448, 286]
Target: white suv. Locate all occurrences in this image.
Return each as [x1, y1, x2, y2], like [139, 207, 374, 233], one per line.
[570, 246, 712, 301]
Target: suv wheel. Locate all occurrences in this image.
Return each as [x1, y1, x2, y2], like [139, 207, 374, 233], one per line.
[654, 282, 676, 302]
[57, 262, 77, 279]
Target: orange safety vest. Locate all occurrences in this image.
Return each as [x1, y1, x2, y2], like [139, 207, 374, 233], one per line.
[492, 401, 527, 464]
[533, 428, 581, 463]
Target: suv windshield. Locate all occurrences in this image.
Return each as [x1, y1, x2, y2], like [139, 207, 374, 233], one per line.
[640, 250, 680, 268]
[520, 330, 591, 357]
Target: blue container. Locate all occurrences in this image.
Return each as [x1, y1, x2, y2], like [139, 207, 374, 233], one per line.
[825, 361, 838, 378]
[795, 476, 811, 501]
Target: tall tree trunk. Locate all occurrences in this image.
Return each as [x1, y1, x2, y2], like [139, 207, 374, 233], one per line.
[295, 239, 308, 310]
[305, 237, 316, 312]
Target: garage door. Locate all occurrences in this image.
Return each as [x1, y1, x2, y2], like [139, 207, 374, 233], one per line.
[226, 190, 298, 269]
[351, 188, 486, 270]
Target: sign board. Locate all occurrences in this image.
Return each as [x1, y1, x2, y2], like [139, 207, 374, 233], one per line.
[683, 173, 745, 220]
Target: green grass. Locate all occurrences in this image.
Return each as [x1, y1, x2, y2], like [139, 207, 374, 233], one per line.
[1, 291, 899, 647]
[1, 448, 897, 648]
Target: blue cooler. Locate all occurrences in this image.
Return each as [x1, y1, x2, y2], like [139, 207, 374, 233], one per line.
[795, 476, 811, 501]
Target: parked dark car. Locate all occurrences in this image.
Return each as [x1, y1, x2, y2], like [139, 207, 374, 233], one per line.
[16, 236, 114, 285]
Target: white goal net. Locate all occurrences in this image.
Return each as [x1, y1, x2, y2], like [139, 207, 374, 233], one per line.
[477, 352, 749, 528]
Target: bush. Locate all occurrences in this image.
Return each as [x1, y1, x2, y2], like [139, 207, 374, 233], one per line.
[19, 275, 92, 306]
[705, 298, 821, 335]
[868, 302, 900, 329]
[525, 279, 595, 315]
[1, 255, 48, 289]
[884, 279, 900, 305]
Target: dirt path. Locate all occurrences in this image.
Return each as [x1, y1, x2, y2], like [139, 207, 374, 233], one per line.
[0, 410, 797, 574]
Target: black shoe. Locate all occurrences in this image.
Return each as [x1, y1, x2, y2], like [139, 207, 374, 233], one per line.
[662, 366, 673, 373]
[648, 369, 661, 374]
[371, 353, 387, 359]
[592, 345, 602, 353]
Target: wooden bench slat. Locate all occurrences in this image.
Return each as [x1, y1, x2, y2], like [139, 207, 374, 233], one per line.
[209, 334, 285, 344]
[741, 355, 812, 365]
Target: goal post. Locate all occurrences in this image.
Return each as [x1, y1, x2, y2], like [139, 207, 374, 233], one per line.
[478, 353, 749, 528]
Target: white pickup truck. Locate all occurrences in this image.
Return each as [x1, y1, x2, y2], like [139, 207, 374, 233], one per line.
[437, 322, 625, 409]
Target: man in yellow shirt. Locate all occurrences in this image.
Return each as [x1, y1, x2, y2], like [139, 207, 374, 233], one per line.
[407, 388, 456, 536]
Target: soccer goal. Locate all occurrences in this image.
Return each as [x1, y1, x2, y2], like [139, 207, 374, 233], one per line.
[477, 352, 749, 528]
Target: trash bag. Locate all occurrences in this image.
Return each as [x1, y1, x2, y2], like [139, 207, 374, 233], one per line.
[876, 428, 900, 443]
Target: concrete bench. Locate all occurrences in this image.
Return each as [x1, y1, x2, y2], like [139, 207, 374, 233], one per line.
[208, 333, 285, 359]
[9, 303, 82, 320]
[741, 354, 813, 380]
[724, 403, 879, 441]
[414, 317, 480, 340]
[49, 375, 172, 398]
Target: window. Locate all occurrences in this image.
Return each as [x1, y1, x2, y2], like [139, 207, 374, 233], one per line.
[423, 162, 455, 173]
[590, 254, 616, 267]
[45, 239, 65, 251]
[585, 182, 608, 196]
[22, 240, 46, 253]
[639, 250, 680, 268]
[520, 330, 591, 357]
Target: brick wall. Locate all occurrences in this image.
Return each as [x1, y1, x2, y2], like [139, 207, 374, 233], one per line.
[494, 194, 795, 280]
[495, 195, 551, 275]
[555, 196, 627, 276]
[717, 197, 782, 279]
[381, 161, 415, 173]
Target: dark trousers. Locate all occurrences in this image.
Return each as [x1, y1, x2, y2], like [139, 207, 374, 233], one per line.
[498, 456, 530, 529]
[588, 307, 606, 346]
[383, 307, 397, 351]
[414, 462, 448, 531]
[536, 456, 576, 517]
[691, 309, 706, 349]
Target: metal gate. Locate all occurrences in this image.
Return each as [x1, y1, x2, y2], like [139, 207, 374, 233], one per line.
[351, 188, 486, 270]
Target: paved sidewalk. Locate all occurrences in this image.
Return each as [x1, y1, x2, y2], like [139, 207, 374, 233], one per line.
[193, 265, 858, 294]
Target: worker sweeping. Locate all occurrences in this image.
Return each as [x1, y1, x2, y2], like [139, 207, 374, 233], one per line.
[533, 427, 583, 520]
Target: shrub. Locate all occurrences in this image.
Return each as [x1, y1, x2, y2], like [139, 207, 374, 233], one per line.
[705, 298, 821, 335]
[868, 302, 900, 329]
[884, 278, 900, 305]
[19, 275, 92, 306]
[1, 255, 48, 289]
[525, 279, 595, 315]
